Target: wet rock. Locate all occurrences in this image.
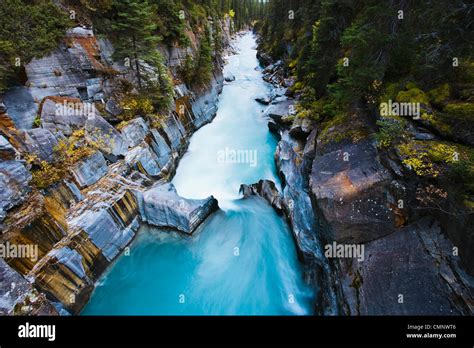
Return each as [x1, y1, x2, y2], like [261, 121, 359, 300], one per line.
[265, 99, 295, 120]
[289, 117, 314, 139]
[18, 128, 58, 162]
[340, 218, 474, 315]
[239, 180, 284, 214]
[224, 72, 235, 82]
[85, 112, 128, 158]
[33, 246, 96, 313]
[310, 139, 402, 244]
[256, 51, 272, 66]
[274, 131, 339, 315]
[138, 183, 218, 234]
[255, 96, 271, 105]
[70, 151, 108, 188]
[121, 117, 149, 148]
[160, 114, 186, 152]
[0, 161, 31, 220]
[125, 144, 163, 178]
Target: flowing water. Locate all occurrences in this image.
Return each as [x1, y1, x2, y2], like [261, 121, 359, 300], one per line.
[82, 33, 315, 315]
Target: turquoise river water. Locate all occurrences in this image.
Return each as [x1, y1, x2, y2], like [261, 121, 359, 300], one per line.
[82, 33, 315, 315]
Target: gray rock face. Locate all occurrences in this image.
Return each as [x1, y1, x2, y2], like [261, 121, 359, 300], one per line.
[274, 131, 339, 315]
[150, 129, 172, 169]
[70, 210, 138, 261]
[85, 112, 128, 158]
[0, 258, 58, 315]
[40, 98, 88, 136]
[105, 98, 122, 117]
[125, 144, 162, 178]
[18, 128, 58, 162]
[255, 96, 271, 105]
[340, 218, 474, 315]
[0, 161, 31, 220]
[2, 87, 38, 130]
[310, 139, 401, 244]
[160, 115, 186, 152]
[0, 135, 16, 160]
[138, 183, 218, 234]
[121, 117, 149, 148]
[70, 151, 108, 188]
[191, 69, 224, 128]
[265, 99, 295, 120]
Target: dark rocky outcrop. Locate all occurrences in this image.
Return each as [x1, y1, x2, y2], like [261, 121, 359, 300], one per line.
[310, 138, 404, 244]
[339, 217, 474, 315]
[239, 180, 284, 214]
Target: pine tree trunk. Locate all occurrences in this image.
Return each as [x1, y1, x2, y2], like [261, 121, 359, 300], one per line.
[132, 35, 142, 89]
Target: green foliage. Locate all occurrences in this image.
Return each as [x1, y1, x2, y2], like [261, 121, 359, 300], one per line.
[110, 0, 160, 89]
[0, 0, 71, 91]
[428, 84, 451, 106]
[152, 0, 189, 46]
[375, 117, 408, 149]
[396, 85, 430, 105]
[27, 130, 98, 189]
[398, 141, 462, 178]
[180, 27, 213, 87]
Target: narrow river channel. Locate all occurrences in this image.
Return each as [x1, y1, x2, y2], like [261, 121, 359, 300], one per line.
[82, 32, 315, 315]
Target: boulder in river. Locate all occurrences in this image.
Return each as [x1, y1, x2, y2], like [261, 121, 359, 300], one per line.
[138, 183, 218, 234]
[239, 180, 285, 215]
[224, 72, 236, 82]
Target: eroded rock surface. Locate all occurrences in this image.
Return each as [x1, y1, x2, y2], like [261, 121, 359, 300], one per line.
[138, 183, 218, 234]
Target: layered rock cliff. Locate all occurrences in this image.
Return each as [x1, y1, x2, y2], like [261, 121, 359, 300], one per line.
[0, 13, 233, 314]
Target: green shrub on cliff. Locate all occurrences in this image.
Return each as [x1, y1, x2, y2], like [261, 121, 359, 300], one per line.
[0, 0, 71, 91]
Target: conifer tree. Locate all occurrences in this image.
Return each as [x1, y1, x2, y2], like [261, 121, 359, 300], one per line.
[110, 0, 160, 89]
